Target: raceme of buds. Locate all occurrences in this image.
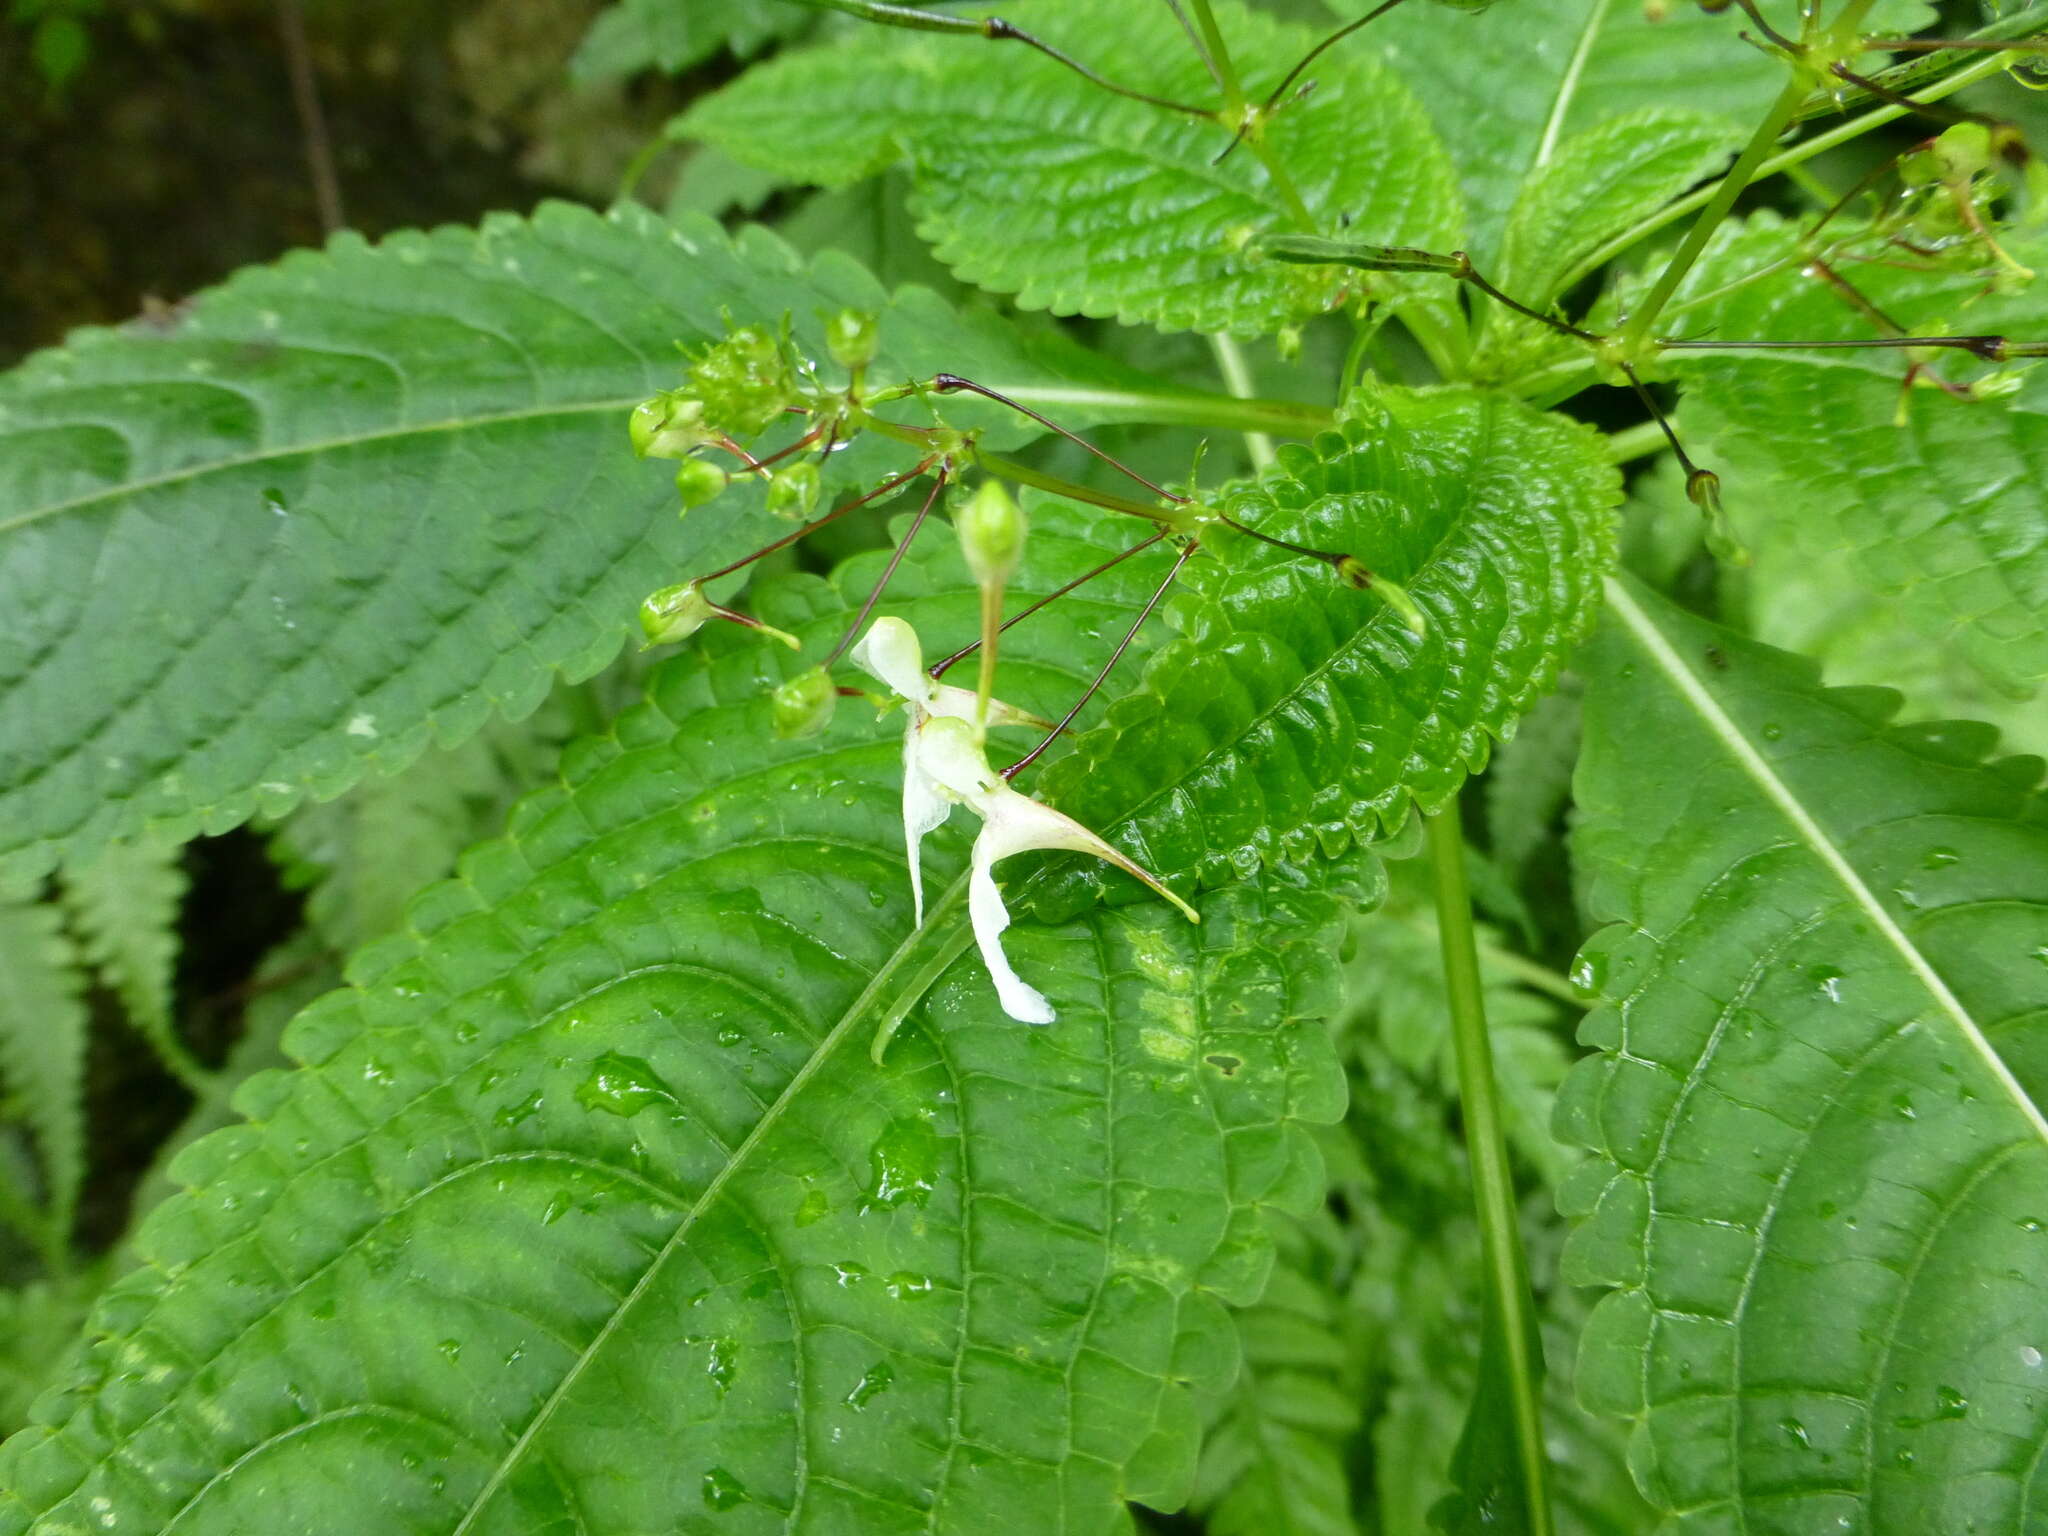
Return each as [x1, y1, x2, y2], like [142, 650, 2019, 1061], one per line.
[630, 391, 714, 460]
[826, 308, 879, 374]
[955, 480, 1026, 590]
[772, 666, 837, 739]
[675, 457, 728, 511]
[686, 325, 797, 439]
[765, 461, 821, 522]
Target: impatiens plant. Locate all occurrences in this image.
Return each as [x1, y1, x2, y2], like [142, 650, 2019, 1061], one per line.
[1, 0, 2046, 1531]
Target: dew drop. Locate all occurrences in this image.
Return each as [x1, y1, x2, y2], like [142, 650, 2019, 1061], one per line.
[2020, 1217, 2046, 1233]
[1811, 965, 1845, 1003]
[1568, 948, 1607, 998]
[701, 1467, 746, 1511]
[437, 1339, 462, 1364]
[793, 1189, 830, 1228]
[494, 1090, 543, 1128]
[1922, 846, 1960, 870]
[832, 1261, 868, 1287]
[1780, 1417, 1811, 1448]
[715, 1026, 744, 1049]
[1935, 1386, 1969, 1419]
[845, 1362, 894, 1410]
[1892, 1092, 1917, 1121]
[705, 1337, 737, 1392]
[864, 1118, 940, 1210]
[362, 1059, 396, 1087]
[2020, 1346, 2043, 1370]
[884, 1272, 935, 1300]
[541, 1192, 572, 1226]
[576, 1052, 680, 1117]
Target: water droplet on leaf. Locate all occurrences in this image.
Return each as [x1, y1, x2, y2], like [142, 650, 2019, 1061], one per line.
[576, 1053, 680, 1117]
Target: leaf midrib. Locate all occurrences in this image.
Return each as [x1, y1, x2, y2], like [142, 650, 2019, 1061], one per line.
[447, 876, 974, 1534]
[1603, 572, 2048, 1147]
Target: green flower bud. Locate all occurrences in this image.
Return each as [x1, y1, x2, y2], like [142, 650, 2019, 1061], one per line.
[629, 391, 712, 460]
[639, 581, 715, 647]
[1933, 123, 1994, 182]
[955, 480, 1026, 590]
[765, 460, 821, 522]
[675, 457, 728, 511]
[771, 666, 837, 739]
[687, 325, 796, 439]
[826, 309, 880, 373]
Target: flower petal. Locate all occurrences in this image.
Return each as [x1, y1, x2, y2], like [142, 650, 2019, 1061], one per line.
[968, 830, 1056, 1025]
[901, 718, 953, 927]
[850, 616, 934, 706]
[929, 682, 1051, 732]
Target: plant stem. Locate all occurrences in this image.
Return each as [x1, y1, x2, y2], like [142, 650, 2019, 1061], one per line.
[1604, 419, 1669, 466]
[1621, 70, 1812, 356]
[1181, 0, 1317, 226]
[1564, 47, 2011, 304]
[1426, 801, 1554, 1536]
[1206, 333, 1275, 470]
[972, 450, 1191, 528]
[877, 379, 1334, 439]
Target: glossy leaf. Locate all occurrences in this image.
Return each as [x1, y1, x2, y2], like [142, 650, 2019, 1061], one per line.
[1029, 383, 1621, 918]
[1666, 215, 2048, 695]
[679, 0, 1462, 335]
[1559, 576, 2048, 1531]
[0, 200, 1226, 882]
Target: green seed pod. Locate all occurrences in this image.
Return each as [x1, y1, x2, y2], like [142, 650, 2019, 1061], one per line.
[639, 582, 715, 647]
[771, 666, 837, 739]
[629, 391, 712, 460]
[675, 457, 728, 511]
[956, 480, 1026, 590]
[765, 460, 821, 522]
[826, 309, 880, 373]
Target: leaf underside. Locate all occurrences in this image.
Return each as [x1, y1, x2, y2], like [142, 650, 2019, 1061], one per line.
[1560, 577, 2048, 1532]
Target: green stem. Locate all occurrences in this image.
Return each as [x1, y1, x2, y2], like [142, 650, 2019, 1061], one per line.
[871, 379, 1334, 439]
[869, 880, 975, 1063]
[1621, 70, 1813, 356]
[972, 449, 1192, 528]
[1605, 419, 1669, 466]
[1566, 42, 2011, 305]
[1182, 0, 1316, 226]
[1426, 802, 1554, 1536]
[1206, 333, 1276, 470]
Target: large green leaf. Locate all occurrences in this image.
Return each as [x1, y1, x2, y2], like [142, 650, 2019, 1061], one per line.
[679, 0, 1462, 335]
[0, 200, 1239, 882]
[1665, 215, 2048, 697]
[1558, 576, 2048, 1531]
[1029, 384, 1621, 918]
[0, 522, 1355, 1533]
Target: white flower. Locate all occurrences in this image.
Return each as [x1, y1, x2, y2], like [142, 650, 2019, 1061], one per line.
[850, 616, 1044, 925]
[914, 717, 1198, 1024]
[852, 617, 1197, 1024]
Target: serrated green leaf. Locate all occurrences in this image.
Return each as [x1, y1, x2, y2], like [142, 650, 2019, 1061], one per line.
[680, 0, 1462, 335]
[0, 601, 1352, 1533]
[569, 0, 807, 82]
[0, 897, 89, 1244]
[58, 840, 192, 1082]
[1665, 215, 2048, 696]
[0, 201, 1233, 883]
[1191, 1216, 1363, 1536]
[1558, 575, 2048, 1530]
[1029, 384, 1621, 918]
[1497, 110, 1743, 313]
[1484, 678, 1581, 886]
